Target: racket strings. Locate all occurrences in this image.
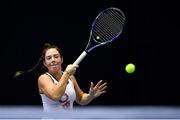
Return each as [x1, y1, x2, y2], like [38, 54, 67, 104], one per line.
[102, 11, 122, 33]
[98, 11, 123, 40]
[108, 9, 125, 27]
[93, 9, 125, 43]
[101, 15, 120, 38]
[94, 20, 115, 43]
[94, 17, 116, 42]
[107, 10, 125, 31]
[95, 21, 114, 42]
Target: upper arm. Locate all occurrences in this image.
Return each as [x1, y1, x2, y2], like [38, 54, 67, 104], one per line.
[70, 76, 84, 104]
[38, 74, 56, 100]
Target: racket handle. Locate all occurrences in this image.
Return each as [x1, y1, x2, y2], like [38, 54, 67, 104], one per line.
[73, 51, 87, 65]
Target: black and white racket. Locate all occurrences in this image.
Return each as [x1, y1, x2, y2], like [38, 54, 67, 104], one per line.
[73, 7, 126, 65]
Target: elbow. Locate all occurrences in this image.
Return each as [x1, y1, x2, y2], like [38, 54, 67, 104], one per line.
[78, 98, 91, 105]
[77, 95, 91, 105]
[52, 96, 61, 101]
[49, 94, 63, 101]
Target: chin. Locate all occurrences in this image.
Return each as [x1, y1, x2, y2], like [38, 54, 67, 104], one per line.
[49, 67, 60, 73]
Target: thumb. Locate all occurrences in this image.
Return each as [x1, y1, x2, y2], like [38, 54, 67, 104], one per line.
[89, 82, 94, 91]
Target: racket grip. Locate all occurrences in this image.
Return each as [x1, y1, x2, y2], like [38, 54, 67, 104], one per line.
[73, 51, 87, 65]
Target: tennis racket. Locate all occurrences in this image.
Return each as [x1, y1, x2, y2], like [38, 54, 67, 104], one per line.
[73, 7, 126, 65]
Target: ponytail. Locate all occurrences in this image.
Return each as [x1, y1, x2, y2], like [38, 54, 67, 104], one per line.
[14, 55, 43, 78]
[14, 43, 63, 78]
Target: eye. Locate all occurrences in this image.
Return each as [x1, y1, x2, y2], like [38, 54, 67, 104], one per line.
[46, 56, 51, 60]
[54, 55, 59, 58]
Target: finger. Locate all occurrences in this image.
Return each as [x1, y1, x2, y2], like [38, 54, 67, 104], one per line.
[100, 91, 106, 94]
[98, 82, 107, 89]
[100, 86, 107, 91]
[73, 64, 79, 68]
[94, 80, 103, 88]
[90, 82, 94, 90]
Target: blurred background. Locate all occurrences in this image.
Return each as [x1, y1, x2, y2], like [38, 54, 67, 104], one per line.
[1, 0, 180, 107]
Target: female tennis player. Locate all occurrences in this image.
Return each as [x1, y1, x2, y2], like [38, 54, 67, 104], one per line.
[15, 43, 107, 111]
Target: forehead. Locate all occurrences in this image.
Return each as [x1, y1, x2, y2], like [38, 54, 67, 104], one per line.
[45, 48, 59, 56]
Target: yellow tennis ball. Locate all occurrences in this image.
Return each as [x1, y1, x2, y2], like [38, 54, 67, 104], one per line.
[125, 63, 135, 74]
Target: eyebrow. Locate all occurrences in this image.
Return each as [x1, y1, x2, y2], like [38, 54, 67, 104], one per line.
[46, 53, 59, 57]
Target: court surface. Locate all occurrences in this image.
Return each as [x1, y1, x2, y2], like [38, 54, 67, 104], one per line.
[0, 106, 180, 120]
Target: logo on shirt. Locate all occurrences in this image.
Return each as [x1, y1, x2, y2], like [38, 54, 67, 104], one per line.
[59, 93, 70, 109]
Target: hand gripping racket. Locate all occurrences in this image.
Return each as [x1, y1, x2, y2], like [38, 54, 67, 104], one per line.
[73, 7, 126, 65]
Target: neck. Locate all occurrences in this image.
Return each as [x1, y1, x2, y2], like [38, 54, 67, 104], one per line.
[49, 71, 63, 81]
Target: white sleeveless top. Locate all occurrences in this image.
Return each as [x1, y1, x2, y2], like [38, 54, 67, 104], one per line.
[40, 72, 76, 111]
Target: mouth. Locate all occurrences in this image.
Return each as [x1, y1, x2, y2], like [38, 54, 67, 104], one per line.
[50, 64, 58, 67]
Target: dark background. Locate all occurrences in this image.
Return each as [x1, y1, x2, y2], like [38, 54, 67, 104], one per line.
[1, 0, 180, 106]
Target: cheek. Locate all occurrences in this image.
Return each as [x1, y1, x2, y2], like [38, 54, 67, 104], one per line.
[44, 60, 50, 67]
[57, 58, 63, 64]
[60, 57, 63, 64]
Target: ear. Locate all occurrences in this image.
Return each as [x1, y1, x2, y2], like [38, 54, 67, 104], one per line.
[61, 57, 64, 64]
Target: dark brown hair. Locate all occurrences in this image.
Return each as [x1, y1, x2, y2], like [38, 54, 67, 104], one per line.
[14, 43, 63, 77]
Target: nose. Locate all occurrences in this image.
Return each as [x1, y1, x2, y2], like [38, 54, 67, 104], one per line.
[51, 57, 55, 61]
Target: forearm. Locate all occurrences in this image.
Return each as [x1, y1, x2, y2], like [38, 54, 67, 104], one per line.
[51, 71, 70, 100]
[51, 64, 78, 100]
[79, 93, 94, 105]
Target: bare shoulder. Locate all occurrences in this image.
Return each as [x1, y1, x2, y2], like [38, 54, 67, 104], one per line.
[38, 74, 54, 93]
[38, 74, 48, 81]
[38, 74, 52, 85]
